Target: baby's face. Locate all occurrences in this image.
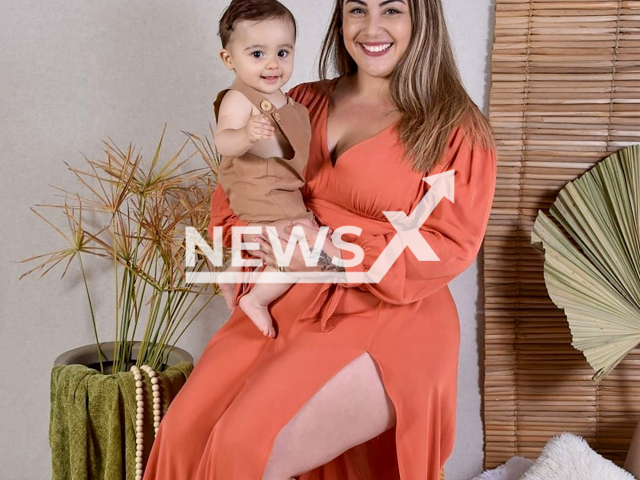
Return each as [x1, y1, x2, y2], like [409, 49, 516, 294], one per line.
[220, 17, 296, 94]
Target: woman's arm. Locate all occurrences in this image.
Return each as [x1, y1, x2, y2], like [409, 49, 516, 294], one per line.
[338, 127, 497, 305]
[250, 221, 340, 272]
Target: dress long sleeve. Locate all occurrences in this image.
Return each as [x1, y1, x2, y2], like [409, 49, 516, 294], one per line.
[338, 126, 497, 306]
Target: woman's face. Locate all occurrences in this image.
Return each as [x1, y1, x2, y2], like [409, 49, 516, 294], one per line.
[341, 0, 412, 78]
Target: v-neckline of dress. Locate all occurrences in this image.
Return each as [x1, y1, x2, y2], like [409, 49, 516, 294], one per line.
[321, 77, 398, 169]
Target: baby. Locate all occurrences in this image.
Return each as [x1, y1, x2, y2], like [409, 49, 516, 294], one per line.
[213, 0, 318, 337]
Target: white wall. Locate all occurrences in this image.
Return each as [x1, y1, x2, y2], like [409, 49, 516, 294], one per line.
[0, 1, 495, 478]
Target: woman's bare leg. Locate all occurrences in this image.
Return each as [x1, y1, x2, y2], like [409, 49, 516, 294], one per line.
[261, 352, 396, 480]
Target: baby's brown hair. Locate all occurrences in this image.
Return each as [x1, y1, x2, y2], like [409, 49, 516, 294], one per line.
[218, 0, 297, 48]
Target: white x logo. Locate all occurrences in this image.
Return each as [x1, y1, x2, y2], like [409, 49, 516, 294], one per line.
[362, 169, 455, 284]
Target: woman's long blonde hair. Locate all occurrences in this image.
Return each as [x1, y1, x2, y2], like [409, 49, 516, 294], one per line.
[318, 0, 496, 173]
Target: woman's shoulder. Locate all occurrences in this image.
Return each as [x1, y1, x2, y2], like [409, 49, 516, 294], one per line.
[286, 78, 338, 107]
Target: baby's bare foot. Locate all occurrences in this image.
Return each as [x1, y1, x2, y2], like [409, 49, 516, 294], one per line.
[218, 272, 237, 311]
[238, 294, 276, 338]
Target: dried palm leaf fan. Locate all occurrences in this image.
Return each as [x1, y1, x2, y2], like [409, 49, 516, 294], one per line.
[531, 144, 640, 385]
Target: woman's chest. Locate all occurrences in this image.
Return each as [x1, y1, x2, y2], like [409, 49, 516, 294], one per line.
[302, 105, 427, 221]
[325, 102, 401, 166]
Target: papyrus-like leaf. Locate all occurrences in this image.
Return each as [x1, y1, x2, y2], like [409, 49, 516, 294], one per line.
[531, 144, 640, 384]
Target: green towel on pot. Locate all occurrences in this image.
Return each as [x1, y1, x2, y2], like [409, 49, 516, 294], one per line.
[49, 361, 193, 480]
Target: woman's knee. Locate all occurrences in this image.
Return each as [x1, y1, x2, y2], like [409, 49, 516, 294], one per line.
[205, 402, 279, 476]
[156, 400, 211, 453]
[156, 406, 187, 443]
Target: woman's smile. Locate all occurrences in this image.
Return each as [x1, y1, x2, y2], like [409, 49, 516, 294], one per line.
[359, 41, 394, 56]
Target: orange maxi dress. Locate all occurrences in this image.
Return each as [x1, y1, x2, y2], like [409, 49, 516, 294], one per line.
[142, 78, 497, 480]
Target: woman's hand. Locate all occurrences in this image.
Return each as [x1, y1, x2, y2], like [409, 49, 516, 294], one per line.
[242, 219, 295, 246]
[252, 221, 345, 273]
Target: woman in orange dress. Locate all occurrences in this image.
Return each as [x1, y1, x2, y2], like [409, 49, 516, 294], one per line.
[142, 0, 497, 479]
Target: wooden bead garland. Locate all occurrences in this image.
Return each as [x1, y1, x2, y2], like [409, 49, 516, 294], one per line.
[130, 364, 162, 480]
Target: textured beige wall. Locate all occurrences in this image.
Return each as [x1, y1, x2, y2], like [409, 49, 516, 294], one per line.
[0, 1, 495, 478]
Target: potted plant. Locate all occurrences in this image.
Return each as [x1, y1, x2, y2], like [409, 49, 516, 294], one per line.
[20, 124, 222, 480]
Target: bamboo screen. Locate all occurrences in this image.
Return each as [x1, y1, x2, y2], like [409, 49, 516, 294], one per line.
[484, 0, 640, 468]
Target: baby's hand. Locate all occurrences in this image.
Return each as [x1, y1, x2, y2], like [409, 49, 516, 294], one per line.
[244, 112, 274, 144]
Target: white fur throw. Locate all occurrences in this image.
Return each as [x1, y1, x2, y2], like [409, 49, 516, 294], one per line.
[468, 456, 534, 480]
[520, 433, 636, 480]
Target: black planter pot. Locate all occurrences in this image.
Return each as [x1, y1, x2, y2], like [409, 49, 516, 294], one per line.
[54, 340, 193, 372]
[50, 341, 194, 480]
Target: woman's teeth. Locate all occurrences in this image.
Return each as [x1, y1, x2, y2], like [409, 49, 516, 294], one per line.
[361, 43, 392, 53]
